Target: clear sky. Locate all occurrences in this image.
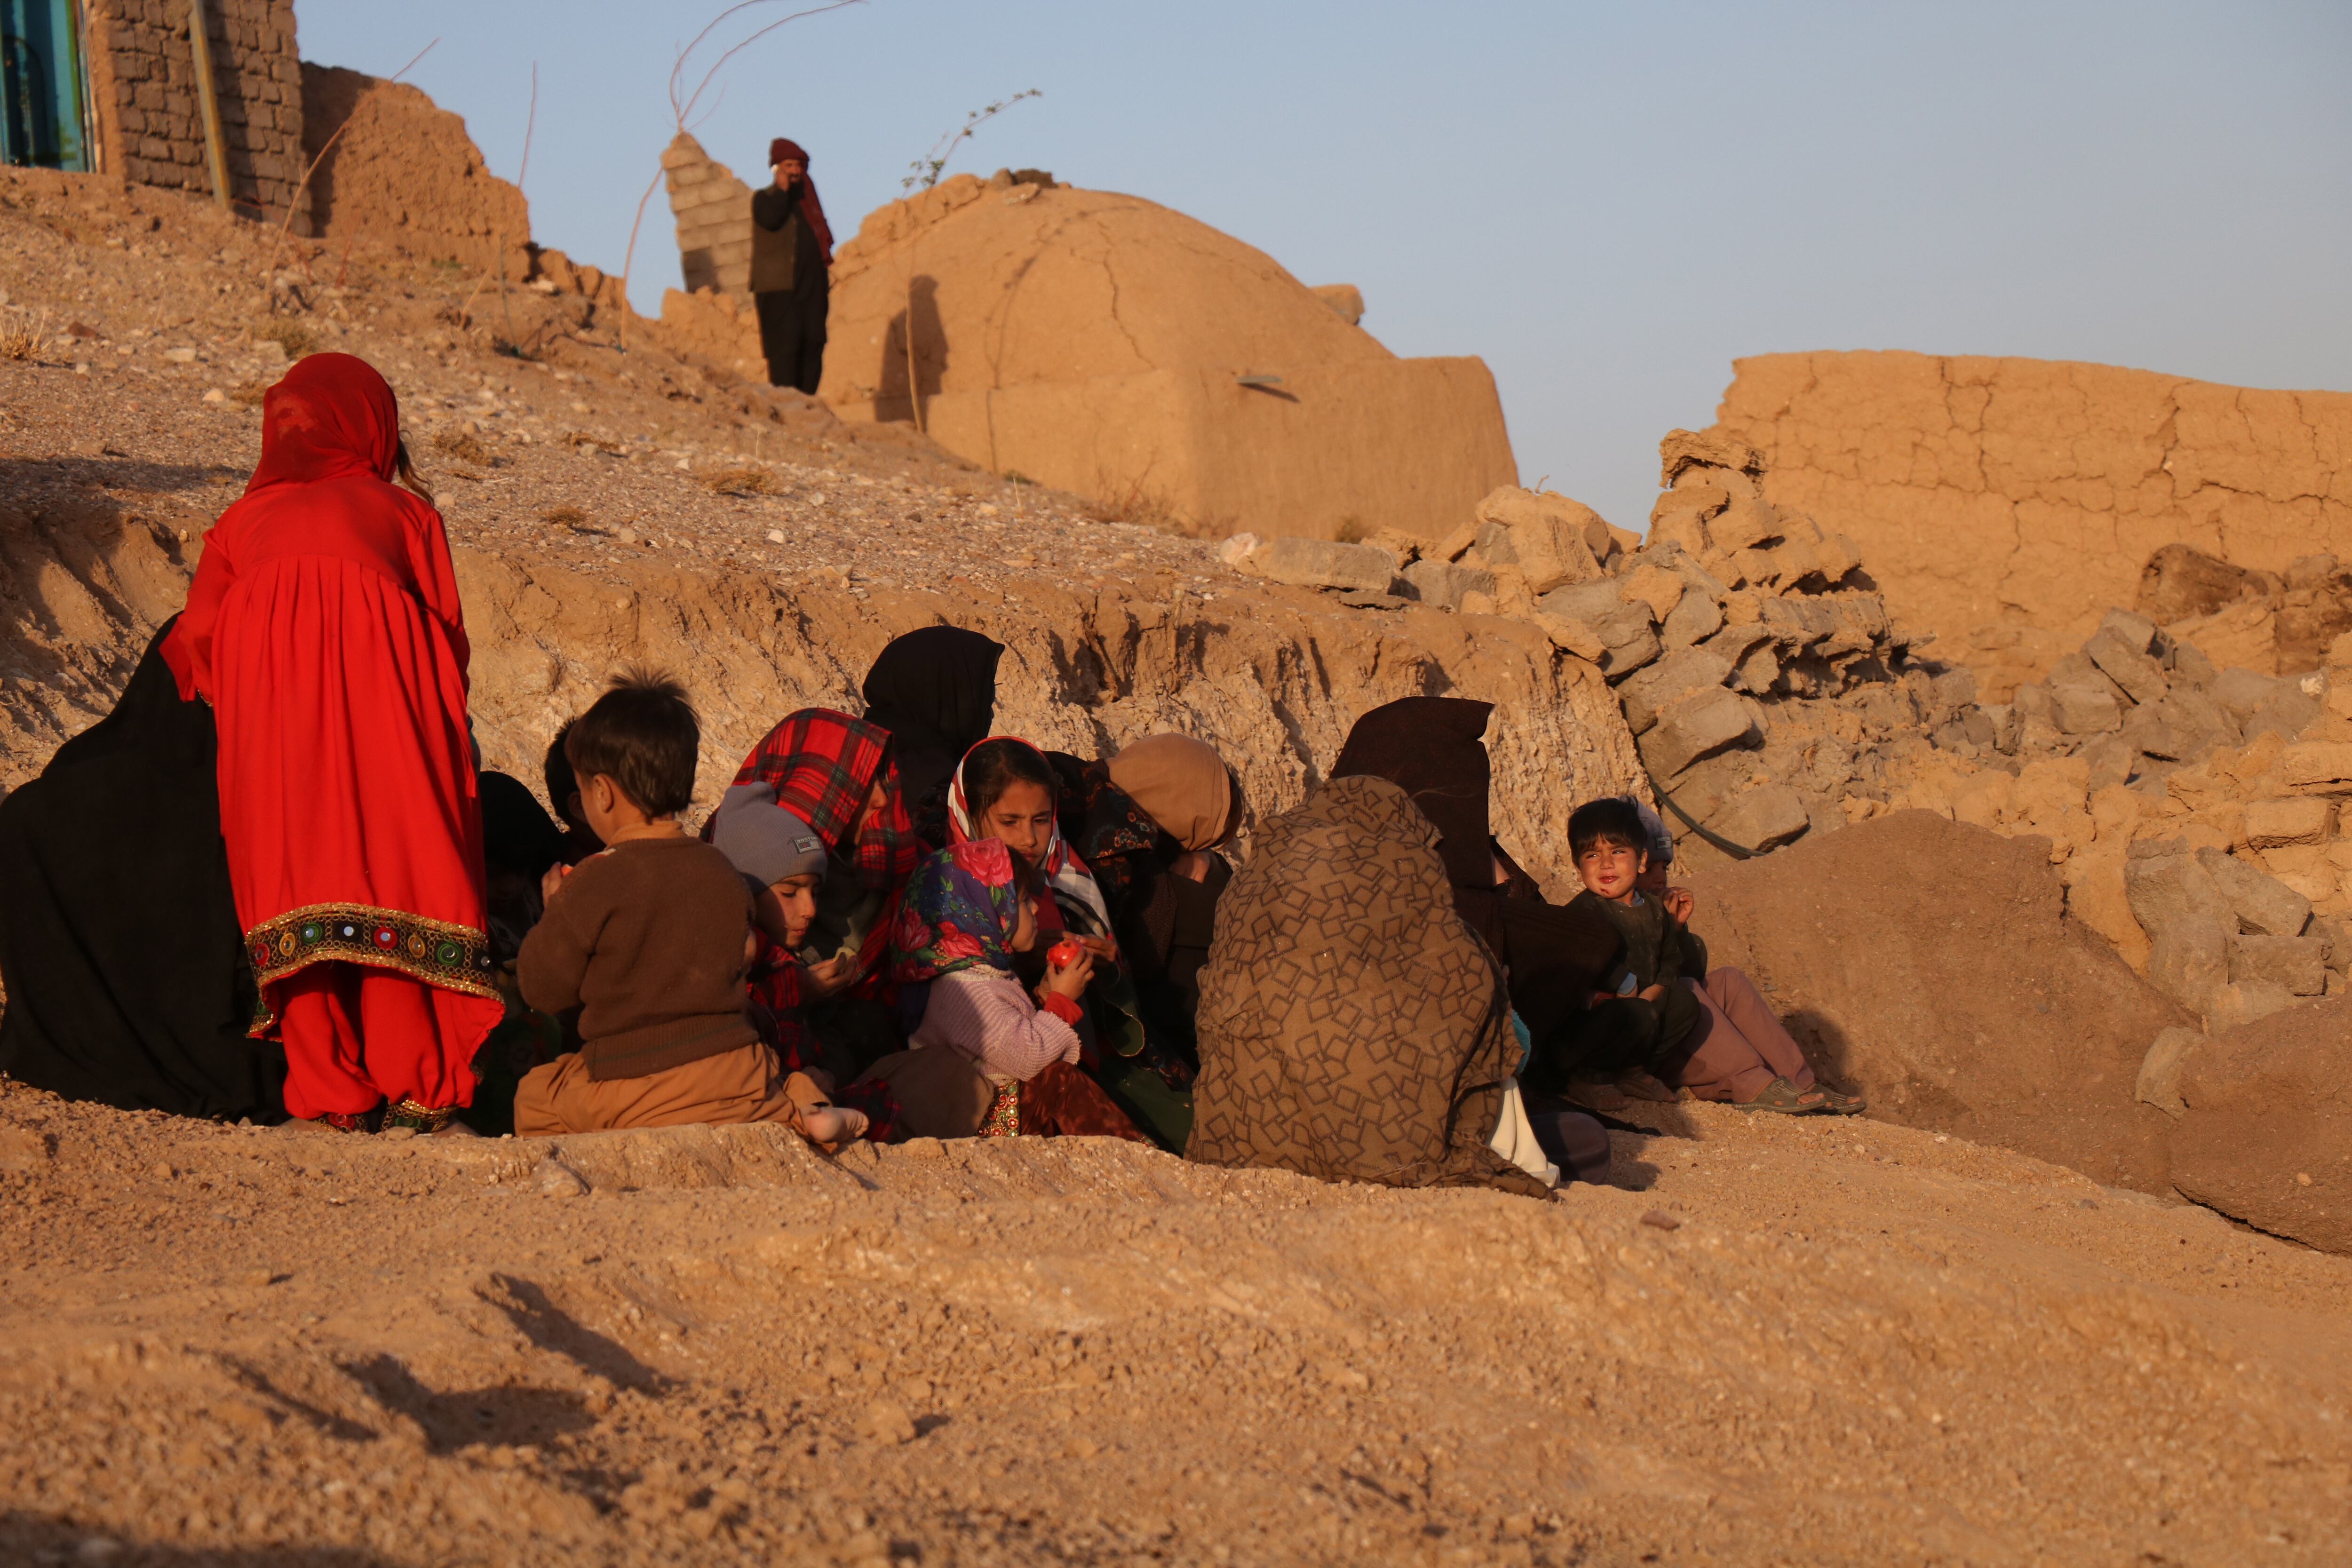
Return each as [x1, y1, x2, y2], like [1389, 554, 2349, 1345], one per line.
[298, 0, 2352, 532]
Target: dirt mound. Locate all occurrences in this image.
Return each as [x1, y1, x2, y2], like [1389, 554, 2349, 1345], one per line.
[1711, 350, 2352, 698]
[1690, 810, 2190, 1190]
[812, 174, 1517, 541]
[301, 63, 532, 280]
[2169, 994, 2352, 1253]
[7, 1079, 2352, 1565]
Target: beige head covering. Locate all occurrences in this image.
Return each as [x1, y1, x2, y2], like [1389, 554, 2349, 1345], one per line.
[1106, 734, 1233, 852]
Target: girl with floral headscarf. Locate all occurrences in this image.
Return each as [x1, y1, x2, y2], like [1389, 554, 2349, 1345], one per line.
[889, 839, 1146, 1141]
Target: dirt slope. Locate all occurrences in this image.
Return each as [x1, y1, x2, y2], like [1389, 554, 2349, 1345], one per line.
[4, 1079, 2350, 1567]
[1690, 811, 2191, 1191]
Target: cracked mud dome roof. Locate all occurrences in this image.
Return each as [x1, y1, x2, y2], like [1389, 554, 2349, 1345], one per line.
[814, 176, 1518, 541]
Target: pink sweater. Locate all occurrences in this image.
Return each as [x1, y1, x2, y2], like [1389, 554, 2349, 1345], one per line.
[911, 968, 1081, 1082]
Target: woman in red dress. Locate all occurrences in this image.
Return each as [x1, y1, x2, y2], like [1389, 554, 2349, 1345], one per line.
[162, 353, 504, 1131]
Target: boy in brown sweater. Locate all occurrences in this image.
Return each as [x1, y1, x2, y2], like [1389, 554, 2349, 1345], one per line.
[511, 670, 866, 1144]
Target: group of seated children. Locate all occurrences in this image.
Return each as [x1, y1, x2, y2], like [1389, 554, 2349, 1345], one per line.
[501, 667, 1857, 1164]
[506, 670, 1155, 1147]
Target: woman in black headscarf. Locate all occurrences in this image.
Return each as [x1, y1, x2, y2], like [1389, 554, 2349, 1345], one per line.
[0, 618, 283, 1119]
[860, 626, 1006, 845]
[1330, 697, 1621, 1179]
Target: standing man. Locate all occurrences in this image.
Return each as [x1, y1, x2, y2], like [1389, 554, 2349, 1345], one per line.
[751, 137, 834, 395]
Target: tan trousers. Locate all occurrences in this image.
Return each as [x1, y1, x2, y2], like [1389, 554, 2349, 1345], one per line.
[513, 1039, 832, 1139]
[1667, 967, 1818, 1105]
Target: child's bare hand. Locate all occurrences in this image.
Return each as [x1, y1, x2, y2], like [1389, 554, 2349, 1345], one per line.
[1076, 932, 1117, 963]
[539, 862, 570, 906]
[800, 952, 854, 999]
[1661, 887, 1695, 927]
[1044, 949, 1094, 1000]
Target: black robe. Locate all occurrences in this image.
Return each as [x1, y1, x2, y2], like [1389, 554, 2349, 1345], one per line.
[0, 619, 282, 1118]
[860, 626, 1005, 845]
[1329, 696, 1622, 1072]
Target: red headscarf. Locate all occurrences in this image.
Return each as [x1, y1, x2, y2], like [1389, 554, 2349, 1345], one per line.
[245, 352, 401, 494]
[766, 136, 834, 267]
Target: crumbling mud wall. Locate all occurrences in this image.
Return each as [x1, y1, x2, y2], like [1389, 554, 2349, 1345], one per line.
[816, 176, 1518, 540]
[82, 0, 307, 224]
[663, 132, 755, 308]
[298, 63, 530, 280]
[1711, 351, 2352, 699]
[655, 133, 764, 382]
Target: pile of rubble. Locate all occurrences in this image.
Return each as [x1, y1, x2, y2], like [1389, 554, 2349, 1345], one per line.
[1224, 430, 2352, 1029]
[1899, 625, 2352, 1025]
[1226, 428, 1952, 862]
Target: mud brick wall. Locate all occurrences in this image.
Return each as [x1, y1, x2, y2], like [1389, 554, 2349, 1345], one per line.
[662, 132, 755, 307]
[83, 0, 307, 227]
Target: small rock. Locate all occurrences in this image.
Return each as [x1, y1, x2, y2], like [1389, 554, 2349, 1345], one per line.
[765, 529, 786, 544]
[1662, 589, 1724, 650]
[2050, 684, 2123, 735]
[2245, 797, 2333, 849]
[1708, 784, 1811, 853]
[2083, 626, 2169, 706]
[201, 387, 225, 403]
[2147, 915, 2231, 1016]
[2134, 1025, 2204, 1116]
[1640, 1210, 1682, 1231]
[536, 1156, 588, 1198]
[2230, 933, 2329, 996]
[1398, 557, 1493, 611]
[1534, 612, 1605, 661]
[0, 1126, 56, 1171]
[897, 1136, 945, 1159]
[863, 1401, 918, 1445]
[1215, 532, 1261, 566]
[1254, 536, 1397, 594]
[2205, 979, 2298, 1031]
[2195, 847, 2312, 937]
[1638, 687, 1756, 778]
[1618, 648, 1736, 733]
[163, 346, 197, 364]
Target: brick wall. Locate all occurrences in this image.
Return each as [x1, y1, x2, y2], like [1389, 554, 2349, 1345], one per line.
[82, 0, 307, 229]
[663, 132, 754, 307]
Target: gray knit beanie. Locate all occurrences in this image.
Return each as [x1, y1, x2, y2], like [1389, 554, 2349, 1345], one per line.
[712, 783, 828, 884]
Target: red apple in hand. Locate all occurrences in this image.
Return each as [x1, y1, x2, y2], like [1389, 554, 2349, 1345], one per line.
[1047, 939, 1084, 969]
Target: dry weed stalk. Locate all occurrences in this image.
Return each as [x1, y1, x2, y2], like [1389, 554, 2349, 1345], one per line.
[701, 465, 779, 496]
[0, 309, 53, 362]
[897, 90, 1040, 433]
[615, 0, 867, 355]
[251, 318, 314, 358]
[541, 505, 588, 527]
[434, 429, 493, 466]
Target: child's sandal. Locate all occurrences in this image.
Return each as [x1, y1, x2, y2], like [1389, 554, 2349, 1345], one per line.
[1813, 1084, 1867, 1116]
[1731, 1076, 1829, 1115]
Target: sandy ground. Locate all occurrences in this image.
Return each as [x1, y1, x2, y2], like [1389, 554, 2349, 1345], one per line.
[4, 1081, 2350, 1566]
